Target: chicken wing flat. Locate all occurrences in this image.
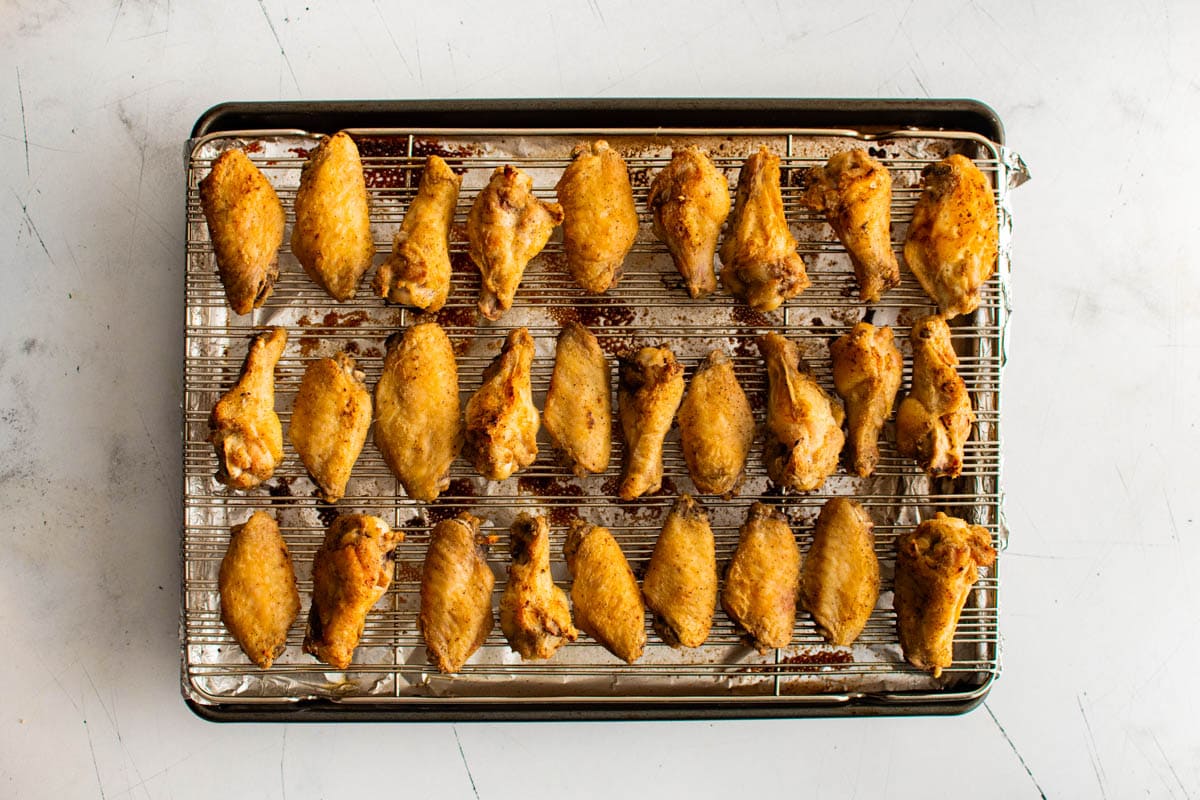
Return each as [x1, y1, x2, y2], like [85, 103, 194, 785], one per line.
[799, 498, 879, 646]
[647, 147, 731, 298]
[617, 346, 685, 501]
[219, 511, 300, 669]
[467, 165, 564, 320]
[374, 322, 463, 502]
[564, 519, 645, 663]
[303, 514, 401, 670]
[208, 327, 287, 490]
[894, 512, 996, 677]
[373, 155, 462, 312]
[555, 140, 639, 294]
[291, 131, 375, 302]
[896, 315, 974, 478]
[419, 512, 495, 673]
[759, 332, 845, 492]
[500, 513, 578, 660]
[464, 327, 539, 481]
[800, 149, 900, 303]
[289, 352, 372, 502]
[642, 494, 717, 648]
[830, 322, 903, 478]
[903, 154, 998, 319]
[543, 321, 611, 476]
[678, 349, 754, 496]
[719, 147, 809, 312]
[721, 502, 801, 653]
[199, 148, 284, 314]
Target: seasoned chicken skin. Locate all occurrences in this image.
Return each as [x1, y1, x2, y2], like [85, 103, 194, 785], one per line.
[722, 502, 801, 653]
[467, 165, 564, 320]
[500, 514, 578, 660]
[904, 154, 998, 319]
[199, 148, 284, 314]
[289, 352, 372, 503]
[896, 315, 974, 478]
[219, 511, 300, 669]
[419, 513, 495, 673]
[543, 321, 611, 476]
[894, 512, 996, 677]
[556, 140, 639, 293]
[801, 149, 900, 302]
[303, 514, 401, 669]
[208, 327, 287, 490]
[647, 147, 731, 298]
[373, 155, 462, 312]
[799, 498, 879, 646]
[759, 332, 845, 492]
[564, 519, 645, 663]
[678, 350, 755, 496]
[642, 494, 717, 648]
[618, 346, 685, 500]
[374, 322, 463, 502]
[831, 322, 903, 477]
[464, 327, 540, 481]
[719, 147, 809, 312]
[291, 131, 375, 302]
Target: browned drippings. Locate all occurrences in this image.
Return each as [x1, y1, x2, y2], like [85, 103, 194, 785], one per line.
[287, 146, 310, 158]
[297, 336, 320, 356]
[243, 141, 263, 154]
[779, 649, 855, 672]
[394, 560, 423, 583]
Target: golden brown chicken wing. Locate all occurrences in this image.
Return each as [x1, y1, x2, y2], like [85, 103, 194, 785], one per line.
[678, 349, 754, 496]
[555, 140, 639, 294]
[647, 147, 731, 298]
[617, 346, 685, 501]
[896, 315, 974, 478]
[374, 322, 463, 502]
[219, 511, 300, 669]
[419, 512, 495, 673]
[721, 502, 801, 653]
[799, 497, 879, 646]
[830, 322, 903, 478]
[719, 147, 809, 312]
[903, 154, 998, 319]
[759, 332, 844, 492]
[199, 148, 284, 314]
[543, 321, 611, 476]
[467, 165, 564, 320]
[464, 327, 539, 481]
[289, 352, 372, 503]
[373, 155, 462, 312]
[208, 327, 287, 490]
[642, 494, 717, 648]
[500, 513, 578, 660]
[564, 519, 645, 663]
[291, 131, 375, 302]
[303, 514, 401, 670]
[801, 149, 900, 303]
[894, 512, 996, 677]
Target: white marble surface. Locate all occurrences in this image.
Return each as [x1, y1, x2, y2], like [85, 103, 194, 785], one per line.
[2, 1, 1197, 797]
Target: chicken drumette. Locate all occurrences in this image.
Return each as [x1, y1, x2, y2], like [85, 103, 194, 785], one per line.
[464, 327, 540, 481]
[618, 346, 685, 500]
[896, 315, 974, 478]
[647, 147, 731, 298]
[564, 519, 645, 663]
[555, 140, 639, 294]
[677, 350, 754, 496]
[642, 494, 717, 648]
[219, 511, 299, 669]
[208, 327, 287, 490]
[722, 502, 801, 653]
[500, 513, 578, 660]
[830, 322, 903, 478]
[419, 512, 496, 674]
[289, 352, 372, 503]
[799, 497, 879, 646]
[543, 321, 612, 476]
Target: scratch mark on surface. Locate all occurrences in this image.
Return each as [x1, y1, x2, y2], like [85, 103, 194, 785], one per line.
[0, 132, 75, 153]
[14, 190, 53, 262]
[84, 718, 107, 800]
[909, 64, 930, 97]
[107, 0, 127, 43]
[1078, 694, 1109, 799]
[586, 0, 607, 26]
[984, 704, 1047, 799]
[1114, 465, 1130, 497]
[828, 12, 873, 35]
[1150, 731, 1192, 799]
[16, 67, 29, 176]
[446, 43, 458, 89]
[370, 0, 414, 79]
[1163, 489, 1179, 542]
[452, 724, 480, 799]
[256, 0, 300, 93]
[280, 728, 288, 800]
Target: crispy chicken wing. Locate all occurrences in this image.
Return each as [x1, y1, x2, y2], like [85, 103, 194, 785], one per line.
[291, 131, 375, 302]
[831, 322, 903, 478]
[464, 327, 539, 481]
[642, 494, 717, 648]
[555, 140, 639, 293]
[500, 513, 578, 660]
[374, 321, 463, 502]
[721, 502, 801, 653]
[199, 148, 284, 314]
[373, 155, 461, 312]
[903, 154, 998, 319]
[208, 327, 287, 490]
[564, 519, 645, 663]
[894, 512, 996, 677]
[617, 346, 685, 500]
[678, 349, 754, 496]
[799, 498, 879, 646]
[303, 514, 401, 669]
[801, 149, 900, 302]
[289, 352, 372, 503]
[543, 321, 611, 476]
[419, 512, 495, 673]
[719, 147, 809, 312]
[219, 511, 300, 669]
[896, 315, 974, 478]
[647, 147, 731, 298]
[759, 332, 844, 492]
[467, 165, 564, 320]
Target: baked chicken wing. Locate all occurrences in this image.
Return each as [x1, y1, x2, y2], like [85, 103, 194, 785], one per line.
[543, 321, 611, 476]
[555, 140, 639, 293]
[419, 512, 495, 673]
[289, 352, 372, 503]
[564, 519, 645, 663]
[500, 513, 578, 660]
[830, 322, 903, 478]
[642, 494, 717, 648]
[208, 327, 287, 490]
[799, 498, 879, 646]
[617, 346, 685, 500]
[464, 327, 539, 481]
[896, 315, 974, 478]
[721, 502, 801, 653]
[219, 511, 300, 669]
[678, 349, 754, 496]
[647, 147, 731, 298]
